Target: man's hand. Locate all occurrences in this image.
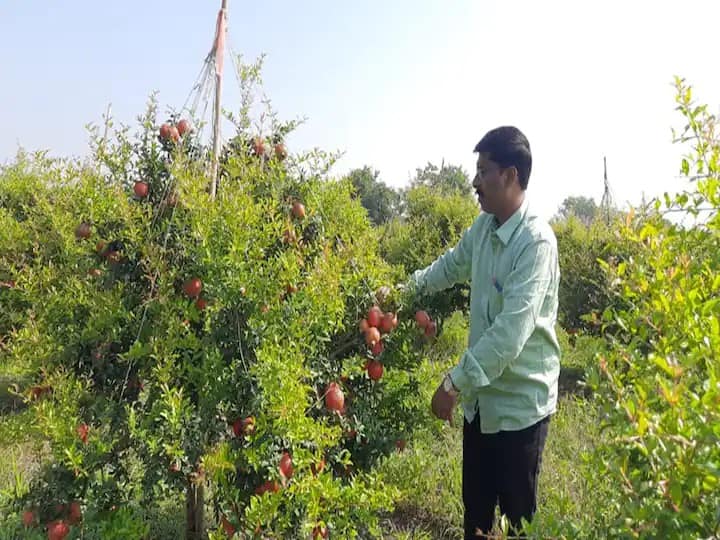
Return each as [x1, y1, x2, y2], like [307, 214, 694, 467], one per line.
[431, 380, 458, 425]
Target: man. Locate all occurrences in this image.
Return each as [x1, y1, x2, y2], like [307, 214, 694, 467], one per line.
[408, 126, 560, 538]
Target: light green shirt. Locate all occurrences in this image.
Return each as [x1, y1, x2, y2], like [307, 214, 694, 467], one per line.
[411, 198, 561, 433]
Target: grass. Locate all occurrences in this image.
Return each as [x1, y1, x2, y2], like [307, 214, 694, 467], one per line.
[374, 320, 608, 538]
[555, 326, 606, 373]
[0, 375, 28, 415]
[381, 325, 610, 540]
[378, 395, 611, 539]
[529, 396, 614, 537]
[0, 404, 46, 494]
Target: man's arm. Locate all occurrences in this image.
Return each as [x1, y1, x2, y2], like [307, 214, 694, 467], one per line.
[410, 218, 479, 295]
[449, 239, 556, 393]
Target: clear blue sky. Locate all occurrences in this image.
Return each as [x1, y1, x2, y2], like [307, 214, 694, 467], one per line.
[2, 0, 719, 220]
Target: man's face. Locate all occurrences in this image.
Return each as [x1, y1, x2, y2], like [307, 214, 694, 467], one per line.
[472, 153, 511, 215]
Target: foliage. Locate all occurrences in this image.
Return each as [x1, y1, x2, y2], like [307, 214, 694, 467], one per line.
[0, 58, 444, 538]
[551, 214, 632, 332]
[554, 326, 606, 378]
[409, 161, 473, 198]
[379, 185, 478, 319]
[345, 166, 402, 226]
[582, 77, 720, 538]
[553, 195, 598, 226]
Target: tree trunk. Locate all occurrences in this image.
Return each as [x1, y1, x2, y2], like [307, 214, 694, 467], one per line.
[186, 478, 205, 540]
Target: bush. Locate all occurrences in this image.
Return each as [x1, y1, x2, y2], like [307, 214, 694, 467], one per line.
[552, 214, 630, 332]
[0, 61, 448, 539]
[582, 78, 720, 538]
[379, 186, 477, 319]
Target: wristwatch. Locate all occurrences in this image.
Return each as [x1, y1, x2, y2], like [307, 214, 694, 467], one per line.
[443, 374, 459, 396]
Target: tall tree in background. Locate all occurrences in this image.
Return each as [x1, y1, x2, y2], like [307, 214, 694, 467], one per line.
[410, 161, 473, 197]
[346, 166, 402, 225]
[554, 195, 598, 225]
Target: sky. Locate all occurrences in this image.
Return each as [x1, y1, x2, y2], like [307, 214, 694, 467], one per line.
[2, 0, 720, 221]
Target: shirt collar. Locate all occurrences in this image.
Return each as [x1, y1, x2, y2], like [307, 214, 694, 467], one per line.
[492, 197, 528, 246]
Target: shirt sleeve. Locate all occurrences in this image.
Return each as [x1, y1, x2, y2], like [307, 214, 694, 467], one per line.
[449, 238, 556, 392]
[409, 218, 477, 295]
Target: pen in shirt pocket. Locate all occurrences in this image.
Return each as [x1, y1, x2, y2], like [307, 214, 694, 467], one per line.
[492, 276, 503, 293]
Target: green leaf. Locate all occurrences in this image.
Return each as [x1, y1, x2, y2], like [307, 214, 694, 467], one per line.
[702, 474, 718, 490]
[712, 273, 720, 292]
[652, 356, 676, 378]
[710, 315, 720, 337]
[669, 480, 683, 505]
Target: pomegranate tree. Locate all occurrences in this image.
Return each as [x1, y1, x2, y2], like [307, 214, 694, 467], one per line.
[0, 60, 444, 539]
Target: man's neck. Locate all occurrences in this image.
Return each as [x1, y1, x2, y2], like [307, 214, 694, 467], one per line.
[495, 193, 525, 225]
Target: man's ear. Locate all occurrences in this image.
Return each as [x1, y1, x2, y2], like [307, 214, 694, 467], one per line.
[502, 166, 519, 188]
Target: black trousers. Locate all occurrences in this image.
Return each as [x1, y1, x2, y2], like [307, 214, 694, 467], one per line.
[462, 414, 550, 539]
